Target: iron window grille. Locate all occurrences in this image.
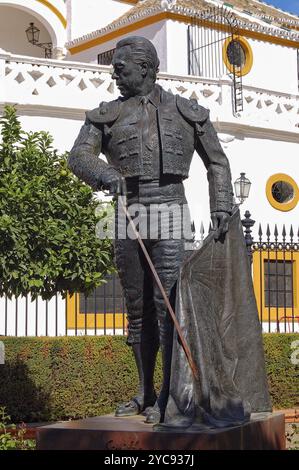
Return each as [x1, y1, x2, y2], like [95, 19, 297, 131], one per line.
[79, 275, 126, 315]
[264, 260, 294, 308]
[98, 49, 115, 66]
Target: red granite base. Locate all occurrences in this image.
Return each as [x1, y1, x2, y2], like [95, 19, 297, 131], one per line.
[36, 412, 285, 450]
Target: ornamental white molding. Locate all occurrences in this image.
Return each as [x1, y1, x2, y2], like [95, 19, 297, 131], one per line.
[0, 103, 86, 121]
[1, 51, 299, 141]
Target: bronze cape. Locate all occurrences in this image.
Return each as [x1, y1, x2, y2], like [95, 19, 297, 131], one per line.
[160, 209, 272, 429]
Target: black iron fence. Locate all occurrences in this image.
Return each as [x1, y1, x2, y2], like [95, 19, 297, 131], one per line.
[1, 216, 298, 337]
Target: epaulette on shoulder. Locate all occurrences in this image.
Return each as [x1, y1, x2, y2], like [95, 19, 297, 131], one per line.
[176, 95, 209, 124]
[86, 99, 121, 125]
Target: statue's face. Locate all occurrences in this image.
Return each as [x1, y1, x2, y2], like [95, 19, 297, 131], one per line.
[112, 46, 148, 98]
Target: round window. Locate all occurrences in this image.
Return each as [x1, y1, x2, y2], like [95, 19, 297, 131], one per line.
[226, 40, 246, 68]
[266, 174, 299, 212]
[222, 36, 253, 77]
[271, 181, 294, 204]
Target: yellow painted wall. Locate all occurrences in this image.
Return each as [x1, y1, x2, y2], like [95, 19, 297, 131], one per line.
[252, 250, 299, 323]
[67, 293, 127, 331]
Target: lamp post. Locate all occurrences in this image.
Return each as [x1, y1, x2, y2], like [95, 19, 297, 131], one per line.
[234, 172, 251, 205]
[25, 23, 52, 58]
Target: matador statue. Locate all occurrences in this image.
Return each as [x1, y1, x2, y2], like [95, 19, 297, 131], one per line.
[68, 36, 271, 427]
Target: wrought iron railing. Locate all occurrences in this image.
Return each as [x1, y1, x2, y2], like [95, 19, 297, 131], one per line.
[187, 5, 244, 115]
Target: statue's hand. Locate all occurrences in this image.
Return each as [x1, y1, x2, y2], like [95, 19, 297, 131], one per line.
[211, 211, 230, 241]
[99, 168, 124, 195]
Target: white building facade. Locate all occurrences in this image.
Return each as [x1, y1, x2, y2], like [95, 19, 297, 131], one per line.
[0, 0, 298, 335]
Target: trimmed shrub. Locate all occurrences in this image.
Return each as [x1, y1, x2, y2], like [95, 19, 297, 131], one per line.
[0, 334, 297, 423]
[0, 336, 162, 422]
[263, 334, 299, 409]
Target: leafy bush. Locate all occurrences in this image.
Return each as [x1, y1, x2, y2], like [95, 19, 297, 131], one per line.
[0, 106, 114, 300]
[0, 335, 297, 423]
[0, 407, 35, 450]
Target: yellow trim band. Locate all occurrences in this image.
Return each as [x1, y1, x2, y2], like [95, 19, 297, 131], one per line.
[69, 12, 299, 55]
[36, 0, 67, 28]
[266, 173, 299, 212]
[222, 36, 253, 77]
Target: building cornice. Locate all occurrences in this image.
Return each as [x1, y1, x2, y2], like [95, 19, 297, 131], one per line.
[0, 103, 86, 120]
[66, 4, 299, 54]
[2, 103, 299, 143]
[115, 0, 138, 4]
[214, 121, 299, 143]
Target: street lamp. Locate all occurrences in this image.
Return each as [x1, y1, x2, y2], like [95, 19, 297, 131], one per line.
[25, 22, 40, 45]
[25, 22, 52, 58]
[234, 172, 251, 205]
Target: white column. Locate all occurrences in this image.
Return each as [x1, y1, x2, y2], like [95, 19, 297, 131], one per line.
[0, 48, 11, 105]
[52, 46, 67, 60]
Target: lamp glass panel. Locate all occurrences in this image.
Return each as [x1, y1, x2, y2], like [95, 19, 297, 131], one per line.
[26, 24, 40, 44]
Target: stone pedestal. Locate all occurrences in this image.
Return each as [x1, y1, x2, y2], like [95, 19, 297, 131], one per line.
[36, 412, 285, 450]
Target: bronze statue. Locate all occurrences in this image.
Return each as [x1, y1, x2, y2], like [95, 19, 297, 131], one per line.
[68, 36, 271, 427]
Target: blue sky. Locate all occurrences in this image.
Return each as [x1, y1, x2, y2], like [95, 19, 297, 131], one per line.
[264, 1, 299, 16]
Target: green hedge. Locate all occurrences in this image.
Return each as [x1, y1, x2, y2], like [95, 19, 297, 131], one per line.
[263, 334, 299, 410]
[0, 334, 298, 423]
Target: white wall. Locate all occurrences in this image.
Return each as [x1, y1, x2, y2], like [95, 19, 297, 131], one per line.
[228, 135, 299, 238]
[14, 98, 299, 243]
[68, 0, 132, 41]
[0, 5, 52, 57]
[70, 20, 168, 71]
[185, 132, 299, 240]
[166, 19, 188, 76]
[68, 10, 299, 96]
[242, 39, 299, 95]
[18, 115, 83, 153]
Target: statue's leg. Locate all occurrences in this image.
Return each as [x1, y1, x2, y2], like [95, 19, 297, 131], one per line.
[146, 238, 185, 424]
[114, 238, 159, 417]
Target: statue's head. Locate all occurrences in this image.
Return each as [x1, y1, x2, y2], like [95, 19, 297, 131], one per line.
[112, 36, 160, 98]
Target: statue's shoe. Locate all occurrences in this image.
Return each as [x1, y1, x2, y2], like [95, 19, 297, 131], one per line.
[145, 407, 161, 424]
[115, 397, 142, 417]
[115, 393, 157, 417]
[145, 393, 168, 424]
